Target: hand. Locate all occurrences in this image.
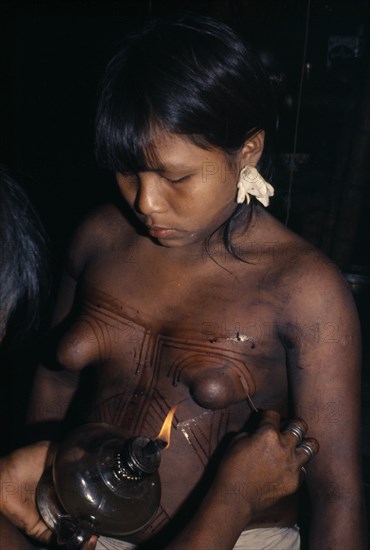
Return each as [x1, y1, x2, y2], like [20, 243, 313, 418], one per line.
[0, 441, 54, 543]
[213, 410, 319, 520]
[0, 442, 100, 548]
[164, 410, 319, 550]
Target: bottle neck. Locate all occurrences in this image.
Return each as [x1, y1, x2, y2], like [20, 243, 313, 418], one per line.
[57, 517, 94, 549]
[114, 436, 162, 480]
[114, 450, 143, 481]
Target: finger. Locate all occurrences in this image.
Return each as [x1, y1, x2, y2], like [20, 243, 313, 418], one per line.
[299, 465, 307, 485]
[82, 535, 98, 549]
[282, 418, 308, 446]
[256, 409, 281, 431]
[47, 442, 58, 464]
[296, 437, 320, 466]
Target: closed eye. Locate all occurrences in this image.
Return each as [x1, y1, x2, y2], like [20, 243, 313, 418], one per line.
[168, 175, 189, 184]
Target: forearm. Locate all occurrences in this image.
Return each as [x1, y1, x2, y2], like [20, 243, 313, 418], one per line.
[301, 399, 366, 549]
[308, 487, 366, 550]
[165, 480, 252, 550]
[166, 412, 318, 549]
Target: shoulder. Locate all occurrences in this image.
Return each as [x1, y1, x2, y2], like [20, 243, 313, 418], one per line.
[66, 203, 133, 279]
[250, 211, 358, 326]
[270, 233, 359, 341]
[288, 250, 355, 315]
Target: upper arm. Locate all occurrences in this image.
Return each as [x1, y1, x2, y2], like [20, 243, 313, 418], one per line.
[284, 260, 365, 546]
[27, 205, 119, 432]
[27, 264, 82, 435]
[285, 263, 361, 450]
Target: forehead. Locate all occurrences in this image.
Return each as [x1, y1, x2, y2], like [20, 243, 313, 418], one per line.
[144, 132, 227, 171]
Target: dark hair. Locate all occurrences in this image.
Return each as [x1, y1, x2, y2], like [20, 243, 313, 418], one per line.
[95, 16, 277, 255]
[0, 166, 49, 341]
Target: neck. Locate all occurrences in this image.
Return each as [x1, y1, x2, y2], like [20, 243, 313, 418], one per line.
[144, 204, 259, 266]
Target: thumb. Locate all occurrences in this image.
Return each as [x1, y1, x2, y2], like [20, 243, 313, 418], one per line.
[82, 535, 98, 549]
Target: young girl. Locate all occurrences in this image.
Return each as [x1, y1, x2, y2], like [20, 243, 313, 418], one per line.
[28, 16, 364, 549]
[0, 170, 315, 549]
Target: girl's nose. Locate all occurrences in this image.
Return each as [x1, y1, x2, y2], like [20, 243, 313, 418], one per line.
[135, 174, 168, 216]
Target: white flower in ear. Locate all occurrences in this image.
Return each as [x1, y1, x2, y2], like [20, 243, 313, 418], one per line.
[236, 166, 274, 207]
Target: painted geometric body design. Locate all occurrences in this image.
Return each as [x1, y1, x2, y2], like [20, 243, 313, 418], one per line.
[60, 286, 254, 481]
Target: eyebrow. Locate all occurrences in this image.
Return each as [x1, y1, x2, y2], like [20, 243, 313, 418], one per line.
[142, 162, 195, 173]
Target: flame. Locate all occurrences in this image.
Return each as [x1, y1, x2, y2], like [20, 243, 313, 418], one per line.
[156, 406, 176, 448]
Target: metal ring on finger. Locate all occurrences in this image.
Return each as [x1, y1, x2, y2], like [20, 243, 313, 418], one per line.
[284, 423, 305, 444]
[297, 441, 315, 461]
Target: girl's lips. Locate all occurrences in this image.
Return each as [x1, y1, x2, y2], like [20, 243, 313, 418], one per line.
[146, 226, 178, 239]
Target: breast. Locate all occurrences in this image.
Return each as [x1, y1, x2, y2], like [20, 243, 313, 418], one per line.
[56, 280, 258, 421]
[169, 349, 256, 410]
[56, 306, 150, 374]
[56, 316, 103, 370]
[57, 309, 256, 413]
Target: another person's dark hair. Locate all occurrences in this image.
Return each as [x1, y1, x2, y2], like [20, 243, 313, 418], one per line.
[0, 166, 49, 341]
[95, 15, 277, 256]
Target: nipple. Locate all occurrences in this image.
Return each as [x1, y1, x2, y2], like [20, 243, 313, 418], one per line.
[173, 354, 256, 411]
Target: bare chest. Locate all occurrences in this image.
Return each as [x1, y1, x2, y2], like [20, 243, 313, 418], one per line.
[59, 253, 288, 427]
[57, 255, 291, 530]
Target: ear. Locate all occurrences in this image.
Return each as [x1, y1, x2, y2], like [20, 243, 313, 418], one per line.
[239, 130, 265, 167]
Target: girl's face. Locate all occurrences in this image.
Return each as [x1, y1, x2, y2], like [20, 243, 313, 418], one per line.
[116, 133, 244, 249]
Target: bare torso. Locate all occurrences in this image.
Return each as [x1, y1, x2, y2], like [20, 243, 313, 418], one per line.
[52, 203, 316, 542]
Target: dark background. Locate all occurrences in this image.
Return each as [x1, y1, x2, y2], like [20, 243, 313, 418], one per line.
[1, 1, 369, 266]
[0, 0, 369, 546]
